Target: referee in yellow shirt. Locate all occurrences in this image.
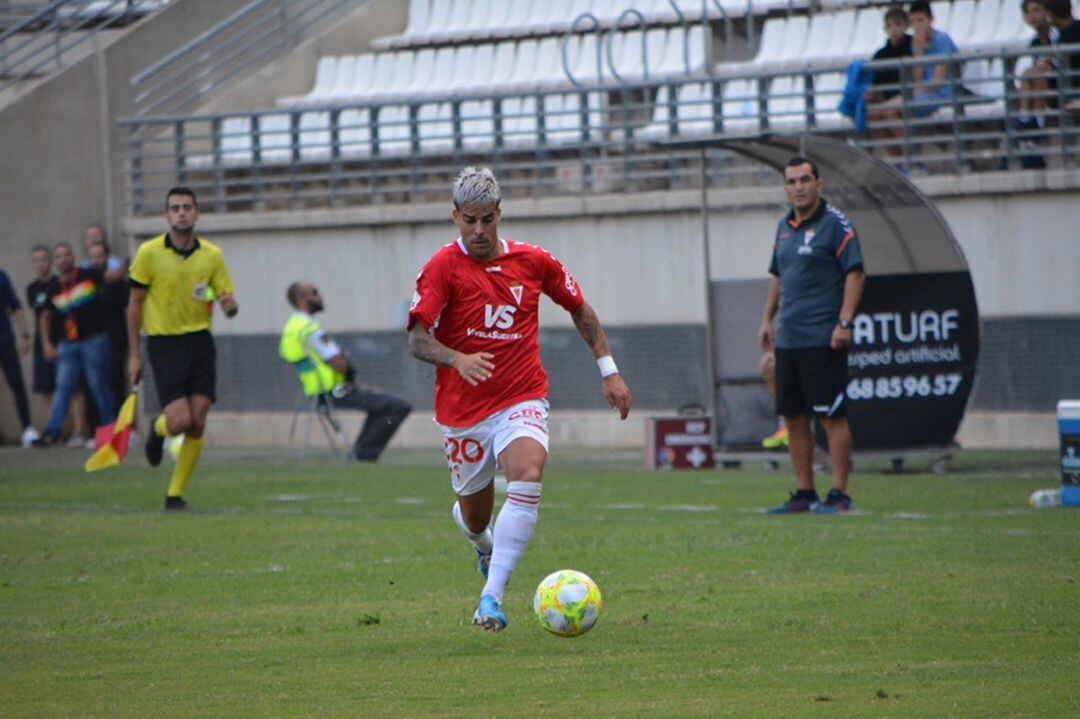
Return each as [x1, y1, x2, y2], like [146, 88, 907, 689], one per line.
[127, 187, 238, 511]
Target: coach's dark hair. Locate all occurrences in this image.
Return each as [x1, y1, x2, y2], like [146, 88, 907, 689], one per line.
[784, 156, 820, 179]
[1042, 0, 1072, 18]
[885, 5, 909, 23]
[165, 186, 198, 209]
[286, 282, 304, 308]
[908, 0, 933, 18]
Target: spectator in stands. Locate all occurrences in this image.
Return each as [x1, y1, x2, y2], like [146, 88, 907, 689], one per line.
[26, 246, 59, 435]
[1045, 0, 1080, 104]
[868, 6, 914, 103]
[0, 267, 37, 447]
[280, 281, 411, 461]
[34, 243, 116, 447]
[758, 157, 865, 515]
[1015, 0, 1058, 167]
[81, 224, 125, 277]
[865, 6, 915, 158]
[88, 240, 130, 415]
[908, 1, 959, 117]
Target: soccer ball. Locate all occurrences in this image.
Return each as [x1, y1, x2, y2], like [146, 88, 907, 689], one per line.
[533, 569, 602, 637]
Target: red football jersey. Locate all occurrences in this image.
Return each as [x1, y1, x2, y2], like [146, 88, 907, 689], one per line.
[407, 238, 585, 427]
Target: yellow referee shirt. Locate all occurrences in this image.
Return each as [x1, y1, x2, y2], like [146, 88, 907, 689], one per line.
[129, 234, 234, 336]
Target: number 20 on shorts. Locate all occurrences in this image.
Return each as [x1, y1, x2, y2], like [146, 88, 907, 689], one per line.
[444, 437, 485, 465]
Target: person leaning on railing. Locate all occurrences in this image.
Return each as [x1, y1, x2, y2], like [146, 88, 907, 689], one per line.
[907, 0, 959, 118]
[1044, 0, 1080, 111]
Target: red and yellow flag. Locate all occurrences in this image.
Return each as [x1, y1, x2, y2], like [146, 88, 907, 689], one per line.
[85, 388, 138, 472]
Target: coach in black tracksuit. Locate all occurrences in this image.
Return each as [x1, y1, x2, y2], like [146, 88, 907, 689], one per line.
[759, 156, 865, 515]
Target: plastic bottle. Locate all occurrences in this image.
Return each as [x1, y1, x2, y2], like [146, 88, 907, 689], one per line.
[1029, 489, 1061, 509]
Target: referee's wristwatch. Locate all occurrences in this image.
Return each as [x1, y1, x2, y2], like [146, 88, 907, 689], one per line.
[837, 319, 853, 330]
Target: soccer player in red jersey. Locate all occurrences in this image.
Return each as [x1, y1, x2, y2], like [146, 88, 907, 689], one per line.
[407, 167, 632, 632]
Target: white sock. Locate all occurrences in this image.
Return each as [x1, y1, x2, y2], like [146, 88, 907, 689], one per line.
[452, 501, 492, 555]
[481, 481, 541, 603]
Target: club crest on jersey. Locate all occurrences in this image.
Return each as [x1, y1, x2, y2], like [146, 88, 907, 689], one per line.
[508, 282, 523, 306]
[798, 228, 815, 255]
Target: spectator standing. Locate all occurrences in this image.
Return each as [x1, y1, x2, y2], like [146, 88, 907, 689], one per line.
[35, 243, 116, 446]
[81, 224, 125, 276]
[88, 240, 130, 413]
[0, 267, 37, 447]
[280, 281, 412, 461]
[26, 246, 58, 431]
[758, 157, 865, 515]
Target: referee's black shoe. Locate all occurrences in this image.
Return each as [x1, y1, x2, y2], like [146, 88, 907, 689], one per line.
[164, 496, 187, 511]
[145, 429, 164, 467]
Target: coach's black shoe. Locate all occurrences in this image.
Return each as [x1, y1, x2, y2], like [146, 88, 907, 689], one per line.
[813, 489, 853, 515]
[766, 490, 820, 515]
[164, 496, 187, 511]
[145, 429, 164, 467]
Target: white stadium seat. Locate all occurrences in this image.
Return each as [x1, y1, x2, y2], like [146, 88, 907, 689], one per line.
[721, 78, 759, 134]
[850, 8, 885, 59]
[502, 96, 539, 147]
[675, 81, 716, 135]
[811, 71, 849, 130]
[338, 108, 372, 158]
[258, 113, 293, 164]
[278, 56, 337, 107]
[767, 75, 807, 132]
[967, 0, 1002, 47]
[417, 102, 453, 153]
[404, 48, 438, 96]
[803, 14, 835, 62]
[220, 116, 253, 165]
[374, 104, 412, 155]
[948, 0, 977, 47]
[818, 10, 856, 63]
[299, 111, 331, 160]
[636, 84, 674, 141]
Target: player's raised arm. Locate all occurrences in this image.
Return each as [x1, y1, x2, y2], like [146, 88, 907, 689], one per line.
[407, 322, 495, 387]
[570, 302, 631, 420]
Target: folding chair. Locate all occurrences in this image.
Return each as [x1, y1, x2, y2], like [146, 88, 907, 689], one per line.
[286, 383, 350, 461]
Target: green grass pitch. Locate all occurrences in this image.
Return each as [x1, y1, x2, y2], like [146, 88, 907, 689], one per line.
[1, 447, 1077, 718]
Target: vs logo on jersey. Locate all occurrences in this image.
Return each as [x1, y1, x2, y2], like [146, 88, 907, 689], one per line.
[484, 304, 517, 329]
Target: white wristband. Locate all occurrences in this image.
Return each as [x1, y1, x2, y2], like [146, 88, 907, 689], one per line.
[597, 355, 618, 378]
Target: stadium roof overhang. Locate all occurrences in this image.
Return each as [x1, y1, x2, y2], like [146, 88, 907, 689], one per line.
[659, 133, 970, 275]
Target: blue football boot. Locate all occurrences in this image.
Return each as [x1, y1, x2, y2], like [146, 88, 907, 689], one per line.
[472, 594, 507, 632]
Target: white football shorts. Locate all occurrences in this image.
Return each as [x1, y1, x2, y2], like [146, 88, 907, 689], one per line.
[439, 399, 550, 496]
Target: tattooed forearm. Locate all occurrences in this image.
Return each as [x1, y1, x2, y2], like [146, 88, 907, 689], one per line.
[571, 302, 611, 358]
[408, 325, 459, 368]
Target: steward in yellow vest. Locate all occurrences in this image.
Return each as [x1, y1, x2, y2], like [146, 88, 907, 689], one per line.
[280, 281, 411, 461]
[280, 312, 346, 397]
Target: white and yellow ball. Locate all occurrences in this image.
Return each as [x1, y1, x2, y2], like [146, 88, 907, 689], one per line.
[533, 569, 602, 637]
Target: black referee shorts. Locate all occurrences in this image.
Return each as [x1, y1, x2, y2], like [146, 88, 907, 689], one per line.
[775, 346, 848, 419]
[147, 331, 216, 407]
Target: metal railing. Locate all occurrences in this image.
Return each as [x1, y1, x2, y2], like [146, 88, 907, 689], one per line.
[0, 0, 165, 90]
[129, 0, 353, 118]
[117, 45, 1080, 215]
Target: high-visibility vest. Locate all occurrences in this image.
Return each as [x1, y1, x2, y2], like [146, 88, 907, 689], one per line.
[279, 313, 342, 397]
